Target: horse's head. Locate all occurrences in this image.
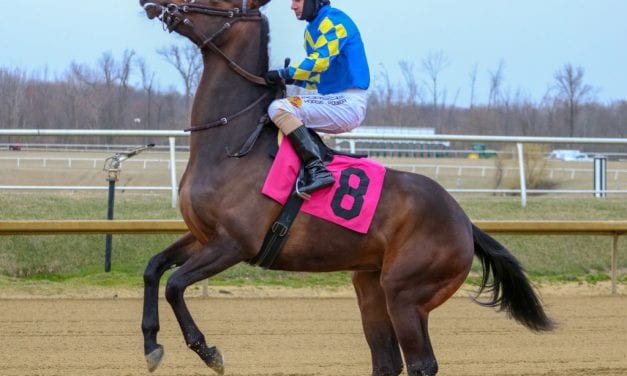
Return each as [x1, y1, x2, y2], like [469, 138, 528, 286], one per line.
[140, 0, 275, 136]
[139, 0, 271, 46]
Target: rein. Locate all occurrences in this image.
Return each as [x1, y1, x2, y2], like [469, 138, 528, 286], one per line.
[184, 91, 271, 133]
[157, 1, 278, 139]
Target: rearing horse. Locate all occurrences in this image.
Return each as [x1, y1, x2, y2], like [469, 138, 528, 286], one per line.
[138, 1, 553, 375]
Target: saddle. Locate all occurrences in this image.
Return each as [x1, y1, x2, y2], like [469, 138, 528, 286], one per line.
[249, 126, 384, 268]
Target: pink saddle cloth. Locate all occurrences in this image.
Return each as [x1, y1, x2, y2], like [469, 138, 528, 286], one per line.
[262, 139, 386, 234]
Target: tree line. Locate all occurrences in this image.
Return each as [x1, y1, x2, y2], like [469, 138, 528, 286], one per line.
[366, 52, 626, 142]
[1, 48, 626, 150]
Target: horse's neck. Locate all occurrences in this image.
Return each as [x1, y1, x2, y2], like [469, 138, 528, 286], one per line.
[188, 50, 269, 161]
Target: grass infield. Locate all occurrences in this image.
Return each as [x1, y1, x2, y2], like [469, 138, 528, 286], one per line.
[1, 191, 625, 289]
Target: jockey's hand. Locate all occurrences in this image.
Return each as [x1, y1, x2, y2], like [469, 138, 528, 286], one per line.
[264, 70, 283, 86]
[264, 69, 293, 86]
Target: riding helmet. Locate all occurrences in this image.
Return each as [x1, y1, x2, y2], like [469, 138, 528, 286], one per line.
[300, 0, 330, 22]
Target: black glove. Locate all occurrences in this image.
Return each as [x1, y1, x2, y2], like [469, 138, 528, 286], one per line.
[264, 70, 284, 86]
[282, 58, 295, 85]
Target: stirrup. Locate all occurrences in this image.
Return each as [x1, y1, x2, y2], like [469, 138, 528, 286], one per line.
[293, 178, 312, 200]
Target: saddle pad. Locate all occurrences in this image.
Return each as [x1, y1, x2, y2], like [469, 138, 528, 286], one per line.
[262, 139, 386, 234]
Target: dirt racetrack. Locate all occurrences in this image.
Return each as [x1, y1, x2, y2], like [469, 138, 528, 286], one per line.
[0, 286, 625, 376]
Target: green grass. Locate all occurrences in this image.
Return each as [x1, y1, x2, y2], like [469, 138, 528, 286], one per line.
[1, 191, 626, 289]
[458, 195, 627, 220]
[459, 195, 627, 284]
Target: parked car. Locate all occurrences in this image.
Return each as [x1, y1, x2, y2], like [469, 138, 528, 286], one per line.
[548, 149, 591, 161]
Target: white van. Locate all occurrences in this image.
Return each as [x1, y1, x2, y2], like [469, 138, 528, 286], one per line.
[548, 149, 592, 161]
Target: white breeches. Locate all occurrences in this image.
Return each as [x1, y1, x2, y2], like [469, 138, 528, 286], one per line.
[267, 89, 368, 134]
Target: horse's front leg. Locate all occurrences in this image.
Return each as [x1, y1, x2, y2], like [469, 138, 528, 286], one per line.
[165, 238, 246, 375]
[142, 233, 201, 372]
[352, 271, 404, 376]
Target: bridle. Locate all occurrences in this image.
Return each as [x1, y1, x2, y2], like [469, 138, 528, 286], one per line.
[159, 0, 268, 86]
[153, 1, 278, 134]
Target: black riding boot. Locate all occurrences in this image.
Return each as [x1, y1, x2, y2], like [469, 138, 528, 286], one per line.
[287, 126, 335, 194]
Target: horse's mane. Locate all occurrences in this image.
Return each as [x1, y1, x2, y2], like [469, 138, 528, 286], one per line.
[258, 14, 270, 74]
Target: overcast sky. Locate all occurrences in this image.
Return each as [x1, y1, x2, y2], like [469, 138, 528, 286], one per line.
[1, 0, 625, 106]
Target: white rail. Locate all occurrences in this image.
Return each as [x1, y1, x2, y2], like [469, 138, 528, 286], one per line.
[4, 128, 627, 144]
[0, 186, 171, 191]
[3, 129, 627, 206]
[0, 129, 187, 137]
[0, 219, 623, 294]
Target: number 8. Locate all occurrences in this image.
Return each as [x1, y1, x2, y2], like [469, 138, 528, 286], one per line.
[331, 168, 370, 220]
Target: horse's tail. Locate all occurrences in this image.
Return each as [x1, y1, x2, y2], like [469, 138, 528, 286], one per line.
[471, 224, 554, 332]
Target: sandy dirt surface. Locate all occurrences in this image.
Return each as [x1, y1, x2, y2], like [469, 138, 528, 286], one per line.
[0, 284, 626, 376]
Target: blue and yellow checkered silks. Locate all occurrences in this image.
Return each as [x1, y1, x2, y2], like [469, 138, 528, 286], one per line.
[286, 5, 370, 95]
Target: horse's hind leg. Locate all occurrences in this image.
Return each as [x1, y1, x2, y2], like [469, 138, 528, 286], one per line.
[165, 239, 245, 375]
[382, 262, 470, 375]
[142, 233, 200, 372]
[383, 285, 438, 376]
[352, 271, 403, 376]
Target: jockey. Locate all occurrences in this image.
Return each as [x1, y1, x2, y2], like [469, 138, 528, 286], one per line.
[265, 0, 370, 195]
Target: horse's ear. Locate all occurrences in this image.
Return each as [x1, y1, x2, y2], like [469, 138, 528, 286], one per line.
[252, 0, 271, 8]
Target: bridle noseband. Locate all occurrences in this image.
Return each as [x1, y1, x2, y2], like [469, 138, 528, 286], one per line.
[155, 1, 278, 134]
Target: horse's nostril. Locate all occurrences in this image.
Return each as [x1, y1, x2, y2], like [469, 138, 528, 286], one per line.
[143, 3, 164, 19]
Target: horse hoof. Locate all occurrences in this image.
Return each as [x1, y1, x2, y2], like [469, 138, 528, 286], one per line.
[206, 346, 225, 375]
[145, 345, 164, 373]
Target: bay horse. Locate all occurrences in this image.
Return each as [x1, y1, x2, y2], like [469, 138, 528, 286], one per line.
[138, 1, 553, 375]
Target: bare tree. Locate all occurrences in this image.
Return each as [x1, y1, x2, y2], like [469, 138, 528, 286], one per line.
[67, 51, 136, 135]
[552, 63, 594, 137]
[65, 62, 104, 130]
[510, 92, 538, 136]
[367, 64, 398, 125]
[0, 68, 27, 129]
[23, 71, 53, 131]
[137, 57, 156, 132]
[618, 101, 627, 138]
[378, 64, 394, 110]
[398, 60, 424, 125]
[118, 50, 136, 88]
[92, 51, 131, 131]
[468, 63, 478, 109]
[100, 53, 116, 86]
[157, 44, 202, 115]
[398, 60, 420, 105]
[488, 60, 506, 107]
[115, 50, 136, 129]
[421, 50, 450, 109]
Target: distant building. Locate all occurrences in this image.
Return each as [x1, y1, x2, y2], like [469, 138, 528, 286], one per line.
[332, 126, 450, 158]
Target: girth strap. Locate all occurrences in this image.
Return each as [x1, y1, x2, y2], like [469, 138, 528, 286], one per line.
[248, 190, 304, 269]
